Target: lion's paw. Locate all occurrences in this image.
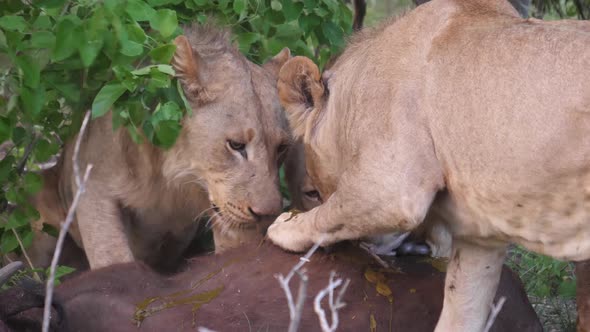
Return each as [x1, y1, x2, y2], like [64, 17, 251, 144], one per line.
[267, 212, 314, 252]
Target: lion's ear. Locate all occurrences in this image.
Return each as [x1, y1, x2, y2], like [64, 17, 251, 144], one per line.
[277, 56, 325, 139]
[262, 47, 291, 77]
[172, 35, 212, 104]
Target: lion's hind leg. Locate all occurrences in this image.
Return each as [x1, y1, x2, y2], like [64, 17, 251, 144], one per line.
[435, 239, 507, 332]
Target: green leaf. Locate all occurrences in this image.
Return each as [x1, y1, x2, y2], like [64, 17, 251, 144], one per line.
[33, 15, 52, 30]
[270, 0, 283, 11]
[127, 101, 146, 125]
[20, 85, 45, 119]
[147, 0, 183, 6]
[275, 22, 302, 39]
[42, 223, 59, 237]
[126, 125, 143, 144]
[236, 32, 260, 51]
[126, 0, 157, 21]
[6, 187, 26, 206]
[16, 56, 40, 88]
[12, 127, 26, 144]
[52, 18, 79, 61]
[113, 67, 139, 92]
[558, 279, 577, 298]
[150, 9, 178, 38]
[127, 22, 147, 44]
[322, 0, 339, 14]
[233, 0, 246, 14]
[155, 64, 175, 75]
[78, 38, 103, 68]
[218, 0, 230, 10]
[0, 117, 12, 143]
[281, 0, 303, 21]
[0, 231, 18, 254]
[52, 82, 81, 102]
[133, 64, 174, 76]
[120, 40, 144, 56]
[5, 210, 29, 229]
[0, 155, 14, 182]
[131, 66, 152, 76]
[154, 119, 181, 148]
[33, 139, 59, 162]
[152, 101, 182, 123]
[92, 83, 127, 118]
[24, 172, 43, 195]
[313, 7, 329, 17]
[37, 0, 67, 9]
[149, 44, 176, 63]
[21, 227, 33, 248]
[148, 70, 171, 90]
[30, 31, 56, 48]
[321, 21, 344, 49]
[0, 30, 6, 51]
[176, 79, 192, 115]
[299, 14, 322, 31]
[0, 16, 27, 32]
[51, 265, 76, 286]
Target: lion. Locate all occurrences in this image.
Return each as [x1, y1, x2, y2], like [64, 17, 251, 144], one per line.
[27, 24, 292, 271]
[284, 141, 451, 257]
[267, 0, 590, 331]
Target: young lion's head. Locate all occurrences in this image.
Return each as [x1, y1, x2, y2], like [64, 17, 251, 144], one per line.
[163, 24, 292, 234]
[276, 56, 337, 202]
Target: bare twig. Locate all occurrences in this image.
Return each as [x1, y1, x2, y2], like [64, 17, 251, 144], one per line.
[276, 236, 326, 332]
[359, 242, 391, 269]
[197, 328, 217, 332]
[483, 296, 507, 332]
[42, 111, 93, 332]
[292, 269, 308, 331]
[11, 228, 41, 282]
[313, 271, 350, 332]
[0, 261, 23, 287]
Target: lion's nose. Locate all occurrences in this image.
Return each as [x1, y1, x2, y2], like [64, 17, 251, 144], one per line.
[248, 203, 281, 221]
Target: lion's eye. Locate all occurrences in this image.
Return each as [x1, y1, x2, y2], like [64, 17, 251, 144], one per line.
[228, 140, 245, 150]
[304, 190, 321, 201]
[227, 140, 247, 158]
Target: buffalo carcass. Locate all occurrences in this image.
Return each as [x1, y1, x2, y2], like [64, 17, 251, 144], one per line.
[0, 240, 541, 332]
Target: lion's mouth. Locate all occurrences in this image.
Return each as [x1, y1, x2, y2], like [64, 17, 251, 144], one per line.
[210, 203, 257, 230]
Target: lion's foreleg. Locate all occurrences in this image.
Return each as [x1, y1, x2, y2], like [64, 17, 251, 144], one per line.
[435, 239, 507, 332]
[76, 188, 134, 269]
[268, 166, 439, 252]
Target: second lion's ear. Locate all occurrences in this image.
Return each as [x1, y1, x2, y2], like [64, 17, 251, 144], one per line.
[262, 47, 291, 77]
[277, 56, 326, 138]
[172, 35, 212, 104]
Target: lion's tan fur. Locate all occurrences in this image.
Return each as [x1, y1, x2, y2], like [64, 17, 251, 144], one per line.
[29, 24, 292, 271]
[269, 0, 590, 330]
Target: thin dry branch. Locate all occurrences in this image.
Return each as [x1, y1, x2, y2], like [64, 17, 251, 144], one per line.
[11, 227, 41, 282]
[276, 235, 326, 332]
[197, 328, 217, 332]
[0, 261, 23, 286]
[483, 296, 507, 332]
[42, 111, 93, 332]
[313, 271, 350, 332]
[359, 242, 391, 269]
